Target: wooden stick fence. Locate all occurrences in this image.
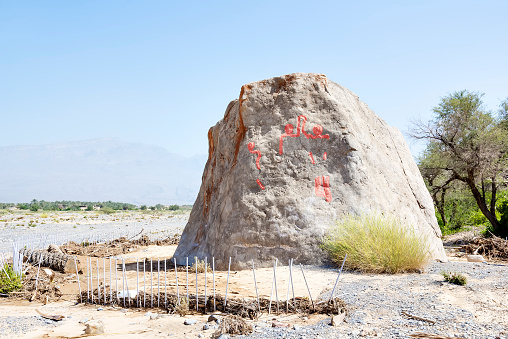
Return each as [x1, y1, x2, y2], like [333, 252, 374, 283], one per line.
[75, 255, 347, 318]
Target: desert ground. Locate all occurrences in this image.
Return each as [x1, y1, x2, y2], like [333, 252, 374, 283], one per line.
[0, 212, 507, 339]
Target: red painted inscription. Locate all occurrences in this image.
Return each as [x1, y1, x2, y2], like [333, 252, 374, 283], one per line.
[315, 175, 332, 202]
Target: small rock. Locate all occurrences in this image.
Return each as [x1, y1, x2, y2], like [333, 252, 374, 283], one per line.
[331, 313, 345, 326]
[293, 324, 301, 330]
[84, 320, 104, 335]
[208, 314, 221, 323]
[79, 318, 88, 324]
[302, 317, 308, 322]
[97, 307, 103, 311]
[216, 335, 230, 339]
[150, 314, 159, 320]
[145, 311, 153, 317]
[184, 319, 197, 325]
[360, 327, 375, 336]
[203, 324, 210, 330]
[272, 321, 290, 328]
[467, 254, 485, 262]
[197, 334, 203, 338]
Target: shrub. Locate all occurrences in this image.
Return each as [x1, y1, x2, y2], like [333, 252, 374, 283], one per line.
[191, 258, 211, 273]
[441, 271, 467, 285]
[321, 212, 431, 274]
[100, 207, 115, 214]
[0, 264, 23, 294]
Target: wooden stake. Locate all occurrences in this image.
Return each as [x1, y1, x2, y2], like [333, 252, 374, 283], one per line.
[115, 258, 119, 304]
[157, 259, 160, 308]
[299, 263, 314, 311]
[90, 258, 94, 304]
[74, 256, 82, 303]
[164, 259, 167, 308]
[329, 254, 347, 303]
[96, 258, 101, 304]
[186, 257, 189, 301]
[122, 258, 125, 308]
[286, 259, 291, 313]
[252, 259, 260, 312]
[195, 257, 198, 311]
[86, 256, 90, 303]
[204, 257, 207, 312]
[274, 258, 279, 314]
[174, 257, 179, 305]
[109, 258, 113, 303]
[150, 259, 153, 308]
[224, 257, 231, 309]
[136, 258, 139, 307]
[212, 257, 216, 312]
[143, 258, 146, 308]
[103, 258, 106, 305]
[123, 258, 130, 307]
[269, 259, 275, 315]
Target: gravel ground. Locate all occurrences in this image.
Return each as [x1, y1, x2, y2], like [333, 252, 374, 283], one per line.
[237, 261, 508, 339]
[0, 211, 189, 252]
[0, 316, 57, 337]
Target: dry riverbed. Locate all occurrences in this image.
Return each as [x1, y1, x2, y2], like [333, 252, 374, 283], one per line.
[0, 210, 189, 252]
[0, 240, 507, 339]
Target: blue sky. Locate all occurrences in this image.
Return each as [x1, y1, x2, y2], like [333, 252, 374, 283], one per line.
[2, 0, 507, 157]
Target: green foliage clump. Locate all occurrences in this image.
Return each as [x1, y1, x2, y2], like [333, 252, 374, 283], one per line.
[0, 264, 23, 294]
[100, 207, 115, 214]
[168, 204, 179, 211]
[441, 271, 467, 285]
[321, 213, 431, 274]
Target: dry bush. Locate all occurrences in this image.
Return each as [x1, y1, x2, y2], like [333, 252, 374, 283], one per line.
[191, 259, 211, 273]
[213, 315, 253, 338]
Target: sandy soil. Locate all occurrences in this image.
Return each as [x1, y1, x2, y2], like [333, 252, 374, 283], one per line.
[1, 243, 507, 338]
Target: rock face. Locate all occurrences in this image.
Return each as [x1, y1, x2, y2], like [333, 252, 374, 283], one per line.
[173, 73, 446, 269]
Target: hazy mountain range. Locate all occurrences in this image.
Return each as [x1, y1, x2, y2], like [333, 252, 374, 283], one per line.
[0, 138, 207, 205]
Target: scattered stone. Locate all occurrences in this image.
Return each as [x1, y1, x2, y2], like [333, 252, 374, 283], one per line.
[360, 327, 376, 336]
[272, 321, 290, 328]
[331, 313, 346, 326]
[150, 314, 159, 320]
[208, 314, 221, 323]
[203, 323, 210, 330]
[466, 254, 485, 263]
[84, 320, 104, 335]
[184, 319, 197, 325]
[97, 307, 103, 311]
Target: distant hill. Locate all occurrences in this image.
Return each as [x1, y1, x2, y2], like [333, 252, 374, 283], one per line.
[0, 138, 207, 205]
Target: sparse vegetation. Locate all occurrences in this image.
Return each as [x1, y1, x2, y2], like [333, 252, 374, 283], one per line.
[0, 264, 23, 294]
[321, 213, 431, 274]
[441, 271, 467, 285]
[191, 258, 211, 273]
[100, 207, 115, 214]
[175, 296, 189, 316]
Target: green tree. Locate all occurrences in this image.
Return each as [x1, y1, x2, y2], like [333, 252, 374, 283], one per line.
[412, 91, 508, 237]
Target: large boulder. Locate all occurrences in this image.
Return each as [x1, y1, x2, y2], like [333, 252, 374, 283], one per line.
[173, 73, 446, 269]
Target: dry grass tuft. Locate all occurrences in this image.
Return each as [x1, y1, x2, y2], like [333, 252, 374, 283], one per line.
[212, 315, 253, 338]
[321, 212, 431, 274]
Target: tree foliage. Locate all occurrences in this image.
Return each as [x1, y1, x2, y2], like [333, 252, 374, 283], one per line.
[412, 91, 508, 237]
